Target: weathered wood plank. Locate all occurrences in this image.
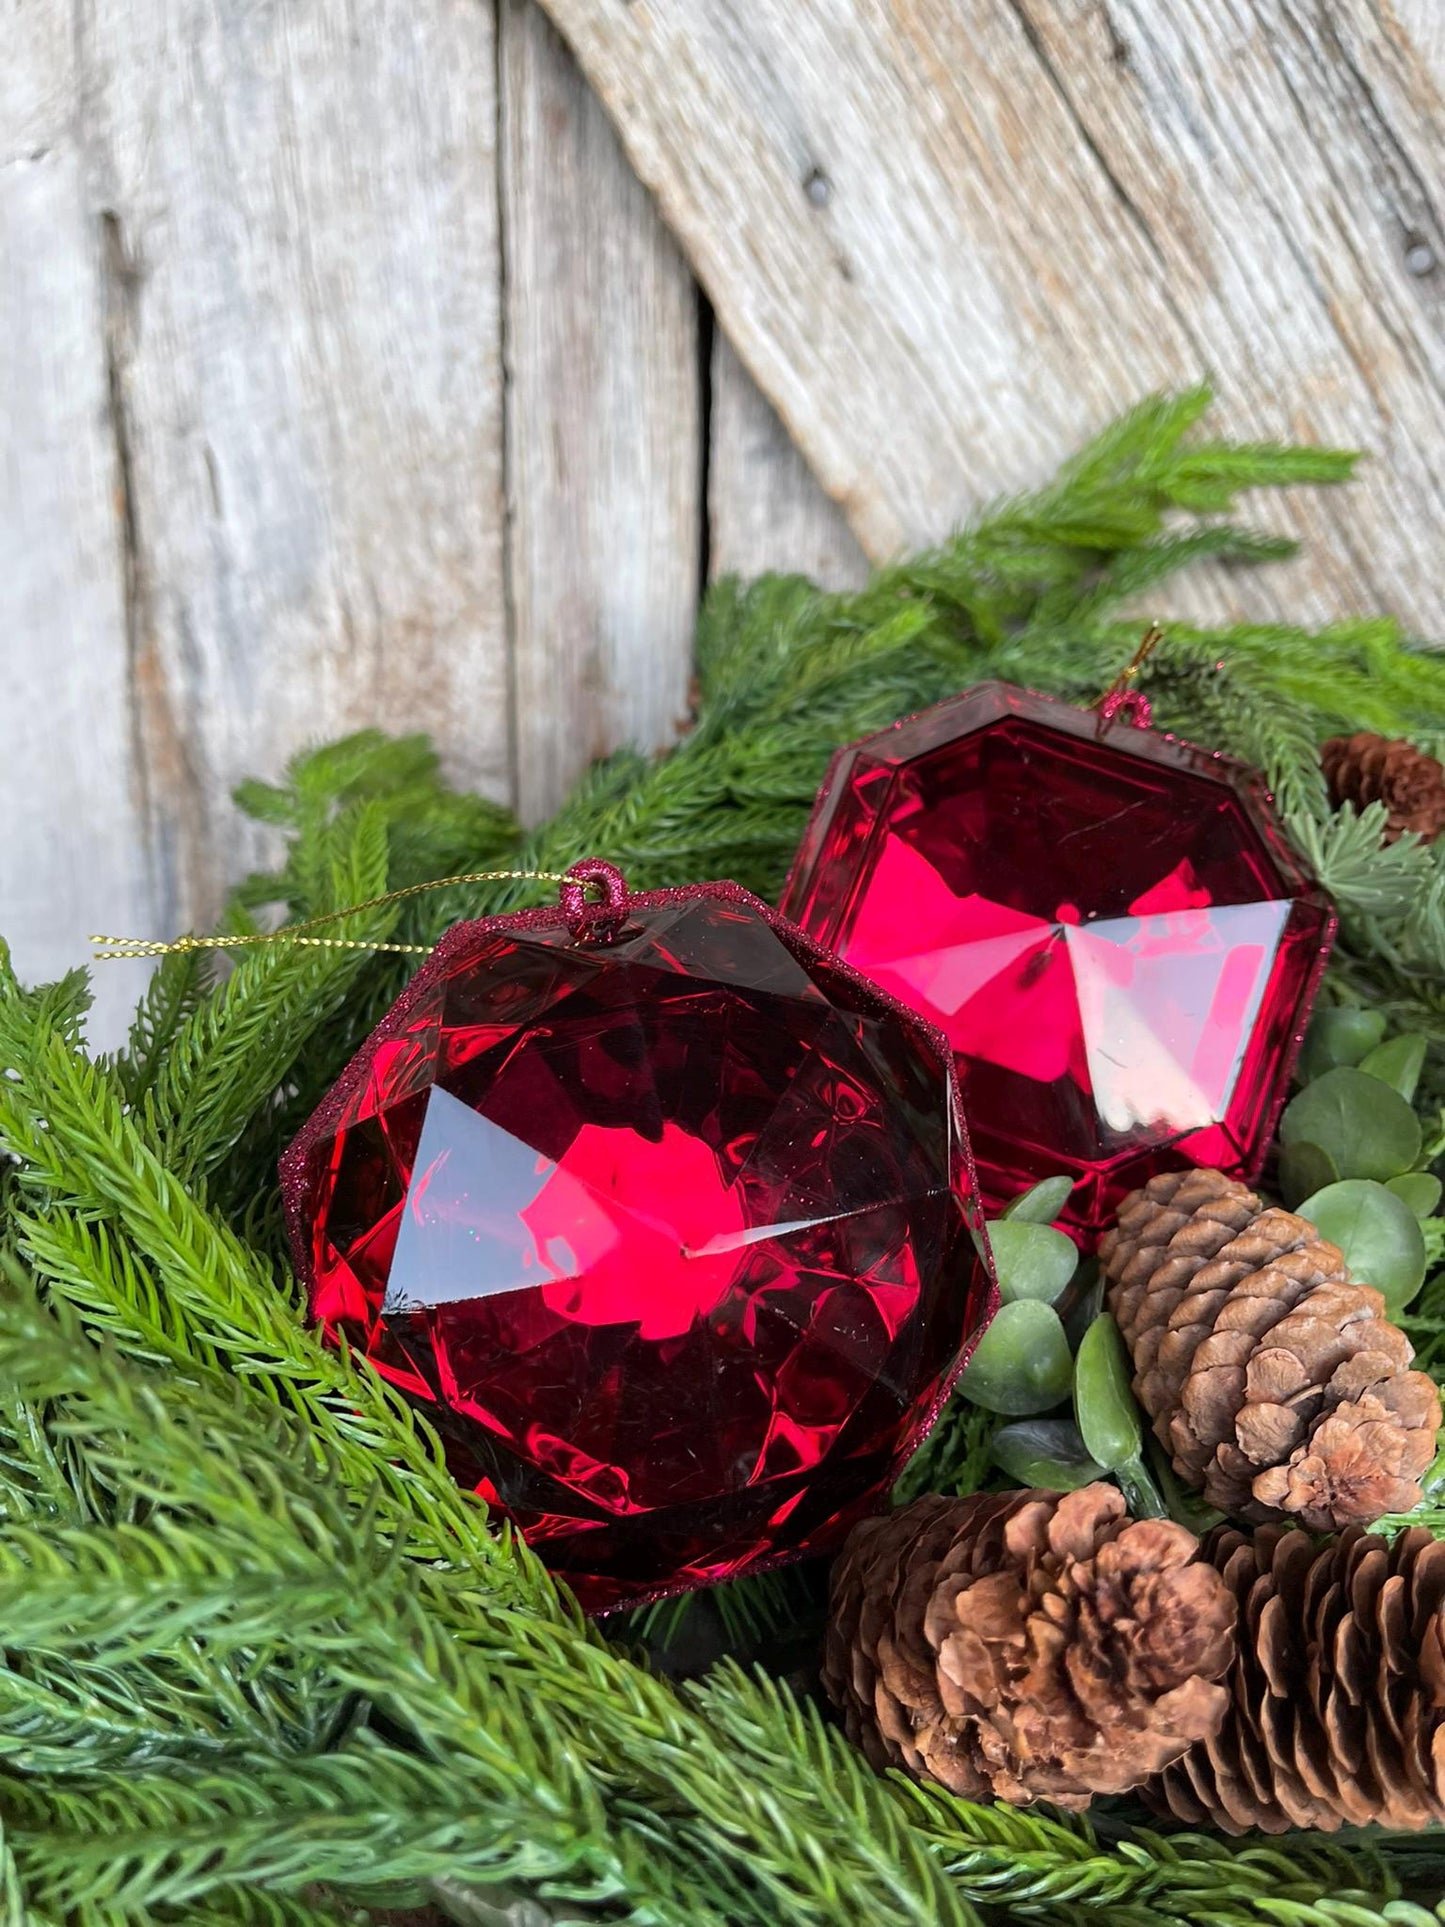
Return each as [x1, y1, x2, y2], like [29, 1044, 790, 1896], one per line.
[1009, 0, 1445, 627]
[0, 5, 149, 1049]
[1393, 1, 1445, 73]
[708, 334, 868, 591]
[77, 0, 512, 941]
[501, 0, 699, 824]
[538, 0, 1445, 632]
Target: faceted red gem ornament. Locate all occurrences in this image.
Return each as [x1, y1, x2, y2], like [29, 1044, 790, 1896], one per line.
[281, 866, 994, 1611]
[781, 683, 1335, 1234]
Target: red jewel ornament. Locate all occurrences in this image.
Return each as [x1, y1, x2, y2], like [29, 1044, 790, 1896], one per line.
[781, 683, 1335, 1234]
[281, 862, 994, 1612]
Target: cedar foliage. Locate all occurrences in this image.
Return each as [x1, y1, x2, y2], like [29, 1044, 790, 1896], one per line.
[3, 390, 1445, 1924]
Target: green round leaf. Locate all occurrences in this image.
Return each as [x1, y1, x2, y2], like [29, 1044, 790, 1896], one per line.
[1279, 1066, 1422, 1182]
[1387, 1171, 1443, 1220]
[1297, 1178, 1429, 1315]
[1297, 1005, 1387, 1082]
[1002, 1175, 1077, 1225]
[1278, 1139, 1340, 1209]
[957, 1301, 1074, 1416]
[1357, 1033, 1429, 1106]
[1073, 1312, 1144, 1471]
[990, 1418, 1103, 1492]
[987, 1218, 1079, 1306]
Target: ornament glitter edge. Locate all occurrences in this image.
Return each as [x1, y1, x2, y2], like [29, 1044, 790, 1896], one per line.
[277, 866, 1000, 1612]
[781, 681, 1338, 1225]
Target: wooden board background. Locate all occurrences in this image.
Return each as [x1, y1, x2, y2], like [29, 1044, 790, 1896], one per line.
[4, 0, 1443, 1045]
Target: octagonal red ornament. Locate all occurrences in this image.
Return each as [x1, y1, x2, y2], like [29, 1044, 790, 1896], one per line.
[781, 683, 1335, 1234]
[281, 868, 995, 1611]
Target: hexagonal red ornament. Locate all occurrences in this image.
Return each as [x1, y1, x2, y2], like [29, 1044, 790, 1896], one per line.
[281, 870, 995, 1611]
[781, 683, 1335, 1233]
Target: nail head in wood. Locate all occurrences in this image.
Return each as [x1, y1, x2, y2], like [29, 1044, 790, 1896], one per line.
[1404, 234, 1437, 277]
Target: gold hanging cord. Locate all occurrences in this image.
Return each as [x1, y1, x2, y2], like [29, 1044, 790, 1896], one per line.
[91, 869, 575, 962]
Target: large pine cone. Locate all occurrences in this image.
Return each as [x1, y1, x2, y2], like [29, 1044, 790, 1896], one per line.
[1151, 1522, 1445, 1832]
[1321, 732, 1445, 843]
[822, 1485, 1236, 1807]
[1101, 1169, 1440, 1531]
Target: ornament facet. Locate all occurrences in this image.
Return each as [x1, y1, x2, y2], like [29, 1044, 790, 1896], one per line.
[781, 683, 1335, 1232]
[281, 873, 994, 1611]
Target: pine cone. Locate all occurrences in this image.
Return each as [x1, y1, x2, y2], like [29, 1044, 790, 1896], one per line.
[822, 1485, 1236, 1807]
[1321, 732, 1445, 843]
[1151, 1521, 1445, 1833]
[1100, 1170, 1441, 1532]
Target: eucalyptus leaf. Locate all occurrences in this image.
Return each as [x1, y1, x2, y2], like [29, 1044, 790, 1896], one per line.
[1388, 1172, 1443, 1220]
[1421, 1443, 1445, 1504]
[1279, 1066, 1422, 1182]
[1063, 1261, 1105, 1353]
[1073, 1313, 1143, 1471]
[1296, 1005, 1386, 1082]
[990, 1418, 1103, 1492]
[957, 1301, 1074, 1416]
[1146, 1434, 1226, 1536]
[1357, 1032, 1429, 1105]
[1297, 1178, 1429, 1314]
[1278, 1139, 1339, 1209]
[1002, 1175, 1076, 1225]
[1113, 1457, 1170, 1520]
[987, 1218, 1078, 1306]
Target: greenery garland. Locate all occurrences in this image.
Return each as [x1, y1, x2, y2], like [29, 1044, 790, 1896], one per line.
[3, 389, 1445, 1924]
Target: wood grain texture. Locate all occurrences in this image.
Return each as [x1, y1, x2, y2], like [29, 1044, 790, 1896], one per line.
[73, 0, 513, 936]
[1392, 1, 1445, 73]
[539, 0, 1445, 631]
[0, 3, 150, 1049]
[501, 0, 699, 825]
[708, 333, 868, 591]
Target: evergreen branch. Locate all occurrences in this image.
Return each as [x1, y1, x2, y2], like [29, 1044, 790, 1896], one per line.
[890, 1783, 1421, 1926]
[0, 1821, 53, 1927]
[0, 1645, 336, 1780]
[138, 801, 398, 1187]
[0, 1292, 967, 1927]
[172, 1892, 368, 1927]
[108, 948, 206, 1112]
[0, 1001, 554, 1614]
[892, 1397, 999, 1506]
[4, 1745, 662, 1920]
[0, 1516, 387, 1662]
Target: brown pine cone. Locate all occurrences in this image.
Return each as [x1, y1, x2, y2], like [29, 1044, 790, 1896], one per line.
[1100, 1170, 1441, 1531]
[1321, 732, 1445, 843]
[822, 1485, 1236, 1807]
[1150, 1521, 1445, 1833]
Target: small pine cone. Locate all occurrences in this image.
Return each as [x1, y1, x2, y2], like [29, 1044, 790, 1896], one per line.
[1150, 1522, 1445, 1833]
[822, 1485, 1236, 1808]
[1321, 732, 1445, 843]
[1100, 1170, 1441, 1531]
